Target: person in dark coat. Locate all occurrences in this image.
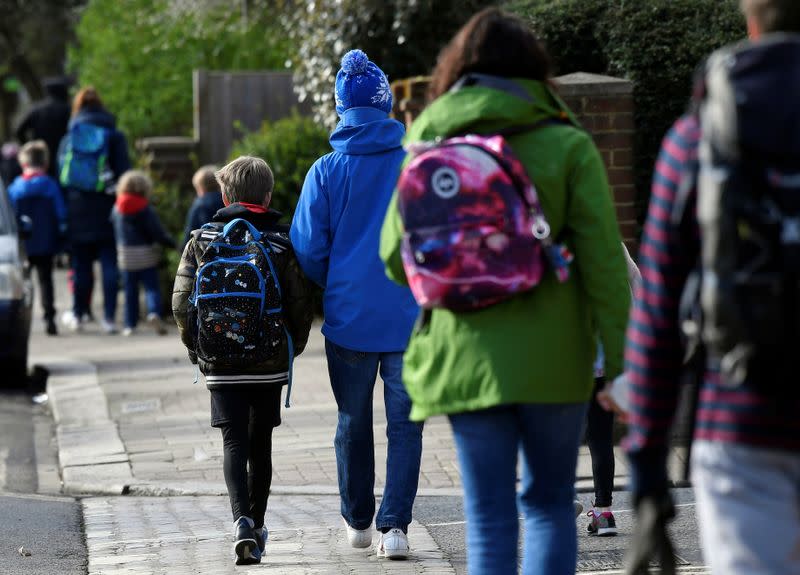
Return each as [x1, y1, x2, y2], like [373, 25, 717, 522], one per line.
[183, 164, 224, 246]
[58, 87, 131, 333]
[15, 77, 71, 180]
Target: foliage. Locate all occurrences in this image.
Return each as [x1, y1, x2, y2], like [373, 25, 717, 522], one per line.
[229, 112, 330, 221]
[285, 0, 499, 129]
[509, 0, 745, 211]
[69, 0, 291, 144]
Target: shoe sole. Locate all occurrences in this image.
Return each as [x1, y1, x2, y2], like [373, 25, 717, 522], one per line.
[596, 528, 618, 537]
[234, 539, 261, 565]
[348, 537, 372, 549]
[378, 547, 409, 560]
[147, 315, 167, 335]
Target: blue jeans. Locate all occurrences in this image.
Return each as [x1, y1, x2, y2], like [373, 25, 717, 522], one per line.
[122, 267, 162, 329]
[325, 339, 423, 531]
[72, 241, 119, 322]
[449, 402, 588, 575]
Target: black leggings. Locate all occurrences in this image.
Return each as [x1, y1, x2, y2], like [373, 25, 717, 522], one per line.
[586, 377, 615, 507]
[28, 255, 55, 321]
[212, 386, 282, 528]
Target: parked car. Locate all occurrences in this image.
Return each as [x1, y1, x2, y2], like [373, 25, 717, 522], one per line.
[0, 180, 32, 382]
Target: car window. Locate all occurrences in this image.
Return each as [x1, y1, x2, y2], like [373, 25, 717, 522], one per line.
[0, 181, 15, 236]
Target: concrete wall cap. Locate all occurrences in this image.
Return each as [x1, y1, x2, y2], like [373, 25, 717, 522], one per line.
[555, 72, 634, 96]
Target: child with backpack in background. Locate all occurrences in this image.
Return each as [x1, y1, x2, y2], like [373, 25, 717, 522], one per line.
[7, 140, 67, 335]
[110, 170, 175, 336]
[172, 156, 313, 566]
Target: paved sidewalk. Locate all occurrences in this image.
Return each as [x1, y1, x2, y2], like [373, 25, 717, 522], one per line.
[82, 495, 454, 575]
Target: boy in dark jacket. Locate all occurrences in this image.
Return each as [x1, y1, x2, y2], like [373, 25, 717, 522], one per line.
[172, 156, 313, 566]
[183, 165, 225, 247]
[7, 140, 67, 335]
[110, 170, 175, 336]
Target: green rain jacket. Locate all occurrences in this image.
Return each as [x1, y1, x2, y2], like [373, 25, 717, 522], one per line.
[380, 78, 631, 421]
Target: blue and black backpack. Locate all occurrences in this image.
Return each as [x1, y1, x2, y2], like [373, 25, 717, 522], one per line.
[59, 123, 113, 192]
[188, 218, 292, 372]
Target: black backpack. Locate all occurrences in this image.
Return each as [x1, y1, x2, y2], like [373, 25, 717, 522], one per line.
[188, 218, 291, 370]
[683, 35, 800, 393]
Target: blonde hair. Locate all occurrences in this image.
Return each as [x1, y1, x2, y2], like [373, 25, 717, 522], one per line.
[117, 170, 153, 197]
[215, 156, 274, 205]
[18, 140, 49, 170]
[192, 165, 219, 194]
[72, 86, 103, 117]
[741, 0, 800, 32]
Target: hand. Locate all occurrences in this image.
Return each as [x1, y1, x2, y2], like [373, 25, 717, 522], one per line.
[625, 492, 676, 575]
[597, 382, 630, 423]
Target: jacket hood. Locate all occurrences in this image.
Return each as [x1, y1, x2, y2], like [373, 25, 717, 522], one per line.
[329, 108, 405, 156]
[71, 106, 117, 129]
[212, 203, 284, 228]
[115, 193, 149, 215]
[406, 77, 577, 143]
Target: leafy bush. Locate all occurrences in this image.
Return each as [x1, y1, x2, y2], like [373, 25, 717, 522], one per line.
[69, 0, 291, 144]
[285, 0, 499, 128]
[229, 113, 331, 221]
[510, 0, 745, 211]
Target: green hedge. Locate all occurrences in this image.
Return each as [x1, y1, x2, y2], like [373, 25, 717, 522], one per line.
[509, 0, 745, 213]
[229, 113, 331, 222]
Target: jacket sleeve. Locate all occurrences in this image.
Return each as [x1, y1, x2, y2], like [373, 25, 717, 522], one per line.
[145, 206, 176, 249]
[566, 134, 631, 381]
[49, 179, 68, 229]
[289, 159, 330, 288]
[15, 111, 32, 143]
[109, 130, 131, 182]
[173, 239, 198, 362]
[379, 189, 408, 286]
[279, 250, 314, 356]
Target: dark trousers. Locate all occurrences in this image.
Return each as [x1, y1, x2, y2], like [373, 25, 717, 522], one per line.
[586, 377, 615, 507]
[28, 255, 55, 321]
[211, 386, 283, 528]
[71, 241, 118, 322]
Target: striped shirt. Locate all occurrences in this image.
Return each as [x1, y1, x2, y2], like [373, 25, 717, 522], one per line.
[625, 114, 800, 492]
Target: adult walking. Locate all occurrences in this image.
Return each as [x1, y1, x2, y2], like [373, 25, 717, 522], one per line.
[59, 87, 130, 333]
[380, 9, 630, 574]
[290, 50, 422, 559]
[16, 77, 71, 180]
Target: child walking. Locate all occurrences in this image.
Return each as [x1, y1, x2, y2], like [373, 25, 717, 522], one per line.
[584, 242, 641, 536]
[172, 156, 313, 565]
[110, 170, 175, 336]
[7, 140, 66, 335]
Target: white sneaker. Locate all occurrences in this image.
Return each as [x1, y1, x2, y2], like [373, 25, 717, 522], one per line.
[101, 319, 118, 334]
[377, 528, 409, 560]
[122, 327, 135, 337]
[343, 518, 372, 548]
[62, 311, 82, 332]
[146, 313, 167, 335]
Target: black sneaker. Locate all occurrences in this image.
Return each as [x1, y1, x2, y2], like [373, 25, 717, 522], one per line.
[46, 318, 58, 336]
[254, 527, 268, 554]
[233, 517, 261, 565]
[587, 509, 618, 536]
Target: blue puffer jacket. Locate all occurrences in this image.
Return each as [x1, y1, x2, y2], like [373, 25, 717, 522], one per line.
[290, 107, 419, 352]
[7, 173, 66, 256]
[59, 106, 131, 245]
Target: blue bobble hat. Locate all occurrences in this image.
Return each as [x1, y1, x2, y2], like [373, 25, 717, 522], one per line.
[335, 49, 393, 115]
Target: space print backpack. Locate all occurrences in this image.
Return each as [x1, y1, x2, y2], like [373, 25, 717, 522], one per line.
[189, 218, 286, 369]
[396, 124, 573, 311]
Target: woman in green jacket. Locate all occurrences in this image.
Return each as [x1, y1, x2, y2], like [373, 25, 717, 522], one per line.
[380, 8, 631, 574]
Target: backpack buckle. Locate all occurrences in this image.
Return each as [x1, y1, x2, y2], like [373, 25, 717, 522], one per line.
[531, 216, 550, 240]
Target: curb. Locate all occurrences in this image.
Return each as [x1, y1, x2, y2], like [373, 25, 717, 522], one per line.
[41, 357, 133, 496]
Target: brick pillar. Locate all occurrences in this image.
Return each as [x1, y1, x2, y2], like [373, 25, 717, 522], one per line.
[555, 72, 637, 251]
[136, 137, 197, 192]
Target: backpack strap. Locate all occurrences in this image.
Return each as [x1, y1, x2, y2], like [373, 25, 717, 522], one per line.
[221, 217, 263, 241]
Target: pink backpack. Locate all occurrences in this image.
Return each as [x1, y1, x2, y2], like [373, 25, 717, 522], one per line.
[396, 127, 572, 311]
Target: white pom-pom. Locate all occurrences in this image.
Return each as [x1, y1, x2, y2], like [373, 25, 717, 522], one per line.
[341, 50, 369, 75]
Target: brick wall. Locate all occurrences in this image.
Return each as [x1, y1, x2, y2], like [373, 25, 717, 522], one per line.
[391, 73, 639, 250]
